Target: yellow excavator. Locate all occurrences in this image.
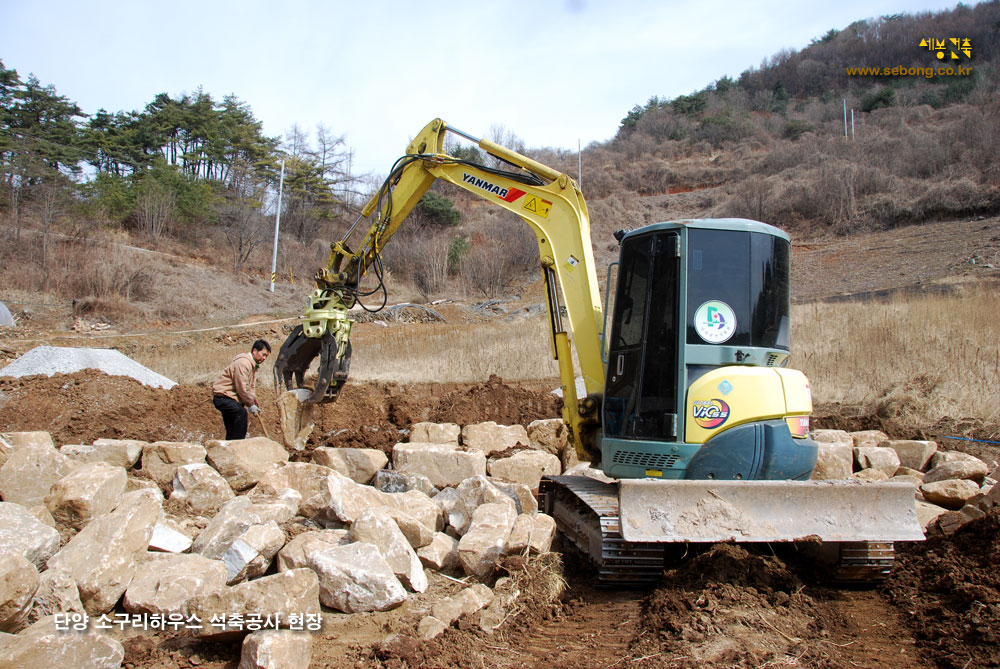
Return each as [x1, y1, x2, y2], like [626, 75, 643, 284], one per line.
[275, 118, 924, 585]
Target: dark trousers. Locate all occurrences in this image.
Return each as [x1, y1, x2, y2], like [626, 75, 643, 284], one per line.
[213, 395, 247, 440]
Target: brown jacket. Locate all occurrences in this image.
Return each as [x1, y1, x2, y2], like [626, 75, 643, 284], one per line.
[212, 352, 259, 407]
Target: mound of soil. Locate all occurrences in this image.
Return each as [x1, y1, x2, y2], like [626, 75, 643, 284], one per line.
[0, 371, 561, 450]
[883, 510, 1000, 669]
[630, 544, 841, 667]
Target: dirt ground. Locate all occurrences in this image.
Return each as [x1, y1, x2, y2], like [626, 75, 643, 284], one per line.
[1, 370, 999, 668]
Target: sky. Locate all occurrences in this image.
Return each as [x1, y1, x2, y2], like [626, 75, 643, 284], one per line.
[0, 0, 970, 177]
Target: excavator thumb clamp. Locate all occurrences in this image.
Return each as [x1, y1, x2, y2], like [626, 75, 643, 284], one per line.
[274, 290, 354, 404]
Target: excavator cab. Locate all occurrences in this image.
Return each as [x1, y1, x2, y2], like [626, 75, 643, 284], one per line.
[601, 219, 816, 482]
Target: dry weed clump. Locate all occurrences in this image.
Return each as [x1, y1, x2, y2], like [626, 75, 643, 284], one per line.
[349, 316, 559, 384]
[792, 285, 1000, 423]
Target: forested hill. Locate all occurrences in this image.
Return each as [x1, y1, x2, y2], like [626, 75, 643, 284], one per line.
[1, 2, 998, 327]
[619, 2, 998, 134]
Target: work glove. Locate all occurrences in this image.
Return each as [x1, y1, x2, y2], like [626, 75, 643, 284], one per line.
[248, 404, 261, 416]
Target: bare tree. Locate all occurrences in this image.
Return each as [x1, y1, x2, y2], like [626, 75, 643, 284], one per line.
[135, 181, 174, 240]
[483, 123, 526, 170]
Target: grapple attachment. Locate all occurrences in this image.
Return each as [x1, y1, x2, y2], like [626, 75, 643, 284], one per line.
[274, 290, 354, 404]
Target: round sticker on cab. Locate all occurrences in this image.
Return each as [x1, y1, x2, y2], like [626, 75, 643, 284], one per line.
[694, 300, 737, 344]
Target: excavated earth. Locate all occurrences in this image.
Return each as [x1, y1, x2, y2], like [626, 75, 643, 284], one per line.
[1, 369, 999, 668]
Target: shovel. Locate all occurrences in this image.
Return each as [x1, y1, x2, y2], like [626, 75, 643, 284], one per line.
[253, 410, 270, 440]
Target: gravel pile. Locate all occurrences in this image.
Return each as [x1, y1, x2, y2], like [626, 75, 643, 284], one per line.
[0, 346, 176, 389]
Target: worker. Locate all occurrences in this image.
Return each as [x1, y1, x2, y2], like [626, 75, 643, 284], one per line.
[212, 339, 270, 440]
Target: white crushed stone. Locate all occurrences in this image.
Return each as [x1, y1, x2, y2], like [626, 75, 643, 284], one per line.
[0, 346, 177, 389]
[0, 301, 13, 326]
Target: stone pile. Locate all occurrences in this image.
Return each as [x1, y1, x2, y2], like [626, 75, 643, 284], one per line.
[811, 429, 999, 534]
[3, 416, 995, 667]
[0, 416, 572, 667]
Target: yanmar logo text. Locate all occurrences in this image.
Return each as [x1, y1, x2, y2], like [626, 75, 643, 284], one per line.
[462, 173, 525, 203]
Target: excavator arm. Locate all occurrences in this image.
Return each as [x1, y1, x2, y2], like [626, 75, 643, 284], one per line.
[274, 119, 606, 458]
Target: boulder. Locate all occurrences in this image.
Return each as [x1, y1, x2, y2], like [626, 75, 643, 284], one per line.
[46, 489, 162, 615]
[239, 629, 313, 669]
[223, 522, 287, 584]
[0, 502, 62, 569]
[25, 567, 84, 625]
[850, 430, 889, 449]
[811, 441, 853, 480]
[300, 470, 442, 531]
[148, 521, 193, 553]
[381, 508, 435, 549]
[811, 429, 852, 444]
[935, 505, 987, 535]
[392, 442, 486, 488]
[311, 447, 388, 484]
[490, 480, 537, 515]
[0, 552, 39, 632]
[191, 495, 295, 561]
[276, 530, 349, 572]
[417, 615, 448, 640]
[0, 615, 124, 668]
[123, 553, 228, 615]
[443, 476, 519, 535]
[169, 463, 236, 514]
[914, 499, 949, 529]
[527, 419, 568, 456]
[458, 503, 517, 580]
[308, 542, 407, 613]
[254, 462, 335, 504]
[373, 469, 438, 496]
[487, 450, 561, 489]
[853, 447, 900, 477]
[350, 508, 427, 592]
[417, 532, 461, 571]
[923, 459, 990, 485]
[0, 431, 56, 468]
[141, 441, 206, 490]
[60, 439, 145, 468]
[44, 462, 128, 530]
[277, 389, 315, 452]
[506, 513, 557, 555]
[431, 583, 493, 626]
[461, 422, 530, 456]
[882, 440, 937, 472]
[930, 450, 986, 469]
[921, 479, 981, 510]
[0, 443, 80, 506]
[187, 568, 321, 639]
[410, 422, 461, 445]
[852, 468, 889, 482]
[206, 437, 289, 492]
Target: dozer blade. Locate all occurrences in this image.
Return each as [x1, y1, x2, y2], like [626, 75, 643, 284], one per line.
[618, 479, 925, 544]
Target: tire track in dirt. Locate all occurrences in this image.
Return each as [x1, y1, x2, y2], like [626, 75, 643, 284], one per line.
[509, 588, 648, 668]
[817, 589, 931, 669]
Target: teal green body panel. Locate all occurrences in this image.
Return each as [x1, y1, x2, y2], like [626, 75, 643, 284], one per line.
[600, 218, 807, 482]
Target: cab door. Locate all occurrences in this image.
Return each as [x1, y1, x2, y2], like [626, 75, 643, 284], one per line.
[604, 231, 679, 440]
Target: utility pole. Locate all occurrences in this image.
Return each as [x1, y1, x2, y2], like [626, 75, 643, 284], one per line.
[843, 99, 848, 138]
[269, 160, 285, 293]
[578, 139, 582, 191]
